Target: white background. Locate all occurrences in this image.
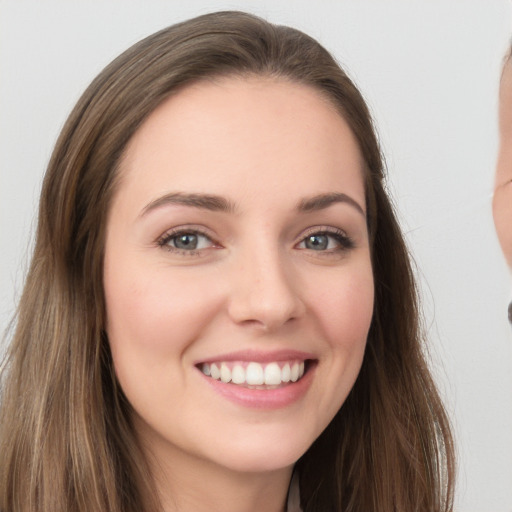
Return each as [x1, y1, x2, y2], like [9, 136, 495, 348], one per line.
[1, 2, 511, 510]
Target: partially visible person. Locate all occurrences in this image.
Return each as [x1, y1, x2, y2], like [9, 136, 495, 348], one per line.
[493, 43, 512, 323]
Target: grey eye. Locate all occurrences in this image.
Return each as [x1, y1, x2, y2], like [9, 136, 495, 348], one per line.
[304, 234, 329, 250]
[159, 229, 215, 253]
[173, 233, 199, 250]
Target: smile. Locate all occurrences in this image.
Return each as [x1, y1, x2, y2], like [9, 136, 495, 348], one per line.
[199, 360, 307, 387]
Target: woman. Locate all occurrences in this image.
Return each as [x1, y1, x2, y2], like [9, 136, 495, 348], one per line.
[0, 11, 455, 512]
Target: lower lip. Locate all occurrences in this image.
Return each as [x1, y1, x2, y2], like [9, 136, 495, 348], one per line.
[199, 364, 315, 410]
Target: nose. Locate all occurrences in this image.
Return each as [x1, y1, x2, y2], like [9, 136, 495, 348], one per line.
[227, 248, 306, 332]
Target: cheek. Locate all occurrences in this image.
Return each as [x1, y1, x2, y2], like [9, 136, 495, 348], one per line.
[301, 261, 373, 425]
[103, 261, 223, 366]
[103, 263, 228, 424]
[310, 264, 374, 352]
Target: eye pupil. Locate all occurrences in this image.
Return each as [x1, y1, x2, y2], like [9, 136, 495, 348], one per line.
[305, 234, 328, 250]
[174, 233, 198, 250]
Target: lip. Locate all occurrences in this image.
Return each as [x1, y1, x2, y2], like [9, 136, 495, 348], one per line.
[194, 349, 316, 365]
[197, 354, 317, 410]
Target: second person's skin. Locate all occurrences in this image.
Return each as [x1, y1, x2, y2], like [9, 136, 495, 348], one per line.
[494, 50, 512, 323]
[494, 52, 512, 270]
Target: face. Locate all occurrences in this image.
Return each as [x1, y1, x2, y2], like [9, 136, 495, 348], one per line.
[494, 56, 512, 268]
[103, 77, 374, 478]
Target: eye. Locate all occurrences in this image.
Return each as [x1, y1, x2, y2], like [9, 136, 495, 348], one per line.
[302, 234, 333, 251]
[157, 229, 216, 253]
[296, 229, 354, 252]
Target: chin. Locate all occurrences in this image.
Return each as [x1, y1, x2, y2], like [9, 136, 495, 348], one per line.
[212, 432, 313, 474]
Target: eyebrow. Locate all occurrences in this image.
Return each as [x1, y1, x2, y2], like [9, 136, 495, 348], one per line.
[140, 192, 236, 216]
[140, 191, 365, 217]
[297, 192, 365, 217]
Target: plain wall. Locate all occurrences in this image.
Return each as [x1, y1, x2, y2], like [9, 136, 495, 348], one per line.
[1, 1, 511, 510]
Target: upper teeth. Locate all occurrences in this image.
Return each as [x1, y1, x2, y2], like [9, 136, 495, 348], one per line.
[201, 361, 306, 386]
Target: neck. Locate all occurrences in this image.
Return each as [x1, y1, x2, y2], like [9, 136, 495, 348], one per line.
[140, 431, 294, 512]
[158, 464, 292, 512]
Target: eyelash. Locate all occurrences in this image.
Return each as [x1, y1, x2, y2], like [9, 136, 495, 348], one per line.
[297, 227, 355, 253]
[156, 226, 355, 256]
[157, 227, 218, 255]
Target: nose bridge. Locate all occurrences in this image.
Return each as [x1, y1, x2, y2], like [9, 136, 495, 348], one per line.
[227, 238, 304, 330]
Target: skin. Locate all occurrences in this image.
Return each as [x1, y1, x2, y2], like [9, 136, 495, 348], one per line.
[103, 76, 374, 512]
[494, 55, 512, 268]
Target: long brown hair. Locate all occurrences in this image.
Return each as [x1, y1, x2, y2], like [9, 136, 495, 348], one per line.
[0, 11, 454, 512]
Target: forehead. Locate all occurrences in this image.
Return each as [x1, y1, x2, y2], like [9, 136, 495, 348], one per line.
[117, 76, 365, 207]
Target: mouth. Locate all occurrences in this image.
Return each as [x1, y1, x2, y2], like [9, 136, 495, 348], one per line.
[196, 359, 313, 389]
